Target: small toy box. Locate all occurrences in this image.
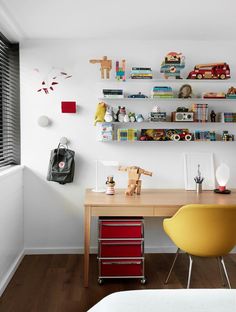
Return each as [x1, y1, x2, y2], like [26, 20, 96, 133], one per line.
[97, 122, 114, 141]
[117, 129, 138, 141]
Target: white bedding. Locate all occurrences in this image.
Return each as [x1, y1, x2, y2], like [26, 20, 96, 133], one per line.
[88, 289, 236, 312]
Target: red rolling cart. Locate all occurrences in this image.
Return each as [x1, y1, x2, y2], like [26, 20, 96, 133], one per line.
[98, 217, 146, 284]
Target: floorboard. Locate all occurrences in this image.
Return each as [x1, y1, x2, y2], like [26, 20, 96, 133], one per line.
[0, 254, 235, 312]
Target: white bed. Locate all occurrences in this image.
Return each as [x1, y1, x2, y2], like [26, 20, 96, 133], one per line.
[88, 289, 236, 312]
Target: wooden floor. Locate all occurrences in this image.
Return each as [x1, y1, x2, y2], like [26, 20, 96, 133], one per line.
[0, 254, 235, 312]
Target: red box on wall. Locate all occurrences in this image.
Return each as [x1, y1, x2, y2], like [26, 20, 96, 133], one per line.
[61, 101, 76, 113]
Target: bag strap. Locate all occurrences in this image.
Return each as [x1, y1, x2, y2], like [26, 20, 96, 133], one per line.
[56, 143, 68, 158]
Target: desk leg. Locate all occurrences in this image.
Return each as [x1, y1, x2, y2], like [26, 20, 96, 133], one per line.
[84, 205, 91, 287]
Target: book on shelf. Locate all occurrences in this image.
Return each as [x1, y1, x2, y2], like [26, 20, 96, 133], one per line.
[191, 103, 208, 122]
[194, 130, 216, 141]
[219, 112, 236, 123]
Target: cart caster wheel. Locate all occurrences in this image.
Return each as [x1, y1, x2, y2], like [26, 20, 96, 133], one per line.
[141, 278, 146, 285]
[98, 278, 103, 285]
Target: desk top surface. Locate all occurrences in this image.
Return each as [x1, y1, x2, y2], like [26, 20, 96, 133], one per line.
[84, 189, 236, 207]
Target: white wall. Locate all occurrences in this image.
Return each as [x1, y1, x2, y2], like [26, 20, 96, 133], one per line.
[20, 39, 236, 253]
[0, 166, 24, 295]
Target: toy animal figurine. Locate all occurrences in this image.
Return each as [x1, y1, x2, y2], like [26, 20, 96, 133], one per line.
[94, 102, 107, 125]
[227, 86, 236, 99]
[89, 56, 112, 79]
[227, 86, 236, 94]
[128, 112, 136, 122]
[104, 105, 114, 122]
[117, 106, 126, 122]
[152, 105, 161, 113]
[178, 84, 192, 98]
[105, 176, 115, 195]
[160, 52, 185, 79]
[118, 166, 152, 196]
[124, 114, 130, 122]
[116, 60, 126, 81]
[136, 114, 144, 122]
[210, 110, 216, 122]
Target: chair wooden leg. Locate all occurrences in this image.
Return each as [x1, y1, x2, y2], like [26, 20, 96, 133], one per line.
[220, 256, 231, 289]
[164, 248, 180, 284]
[187, 254, 193, 289]
[217, 257, 226, 287]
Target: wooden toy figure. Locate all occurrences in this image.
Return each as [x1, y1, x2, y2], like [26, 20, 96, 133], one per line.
[116, 60, 126, 81]
[89, 56, 112, 79]
[106, 176, 115, 195]
[118, 166, 152, 196]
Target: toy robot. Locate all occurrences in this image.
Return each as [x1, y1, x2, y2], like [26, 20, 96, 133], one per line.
[118, 166, 152, 196]
[160, 52, 185, 79]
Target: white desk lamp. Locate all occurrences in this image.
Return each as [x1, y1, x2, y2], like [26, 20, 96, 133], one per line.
[92, 160, 119, 192]
[214, 163, 231, 194]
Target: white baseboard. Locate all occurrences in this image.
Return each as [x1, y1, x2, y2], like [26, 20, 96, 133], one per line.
[24, 246, 178, 255]
[24, 246, 236, 255]
[0, 250, 25, 297]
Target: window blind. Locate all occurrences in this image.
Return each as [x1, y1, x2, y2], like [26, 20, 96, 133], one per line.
[0, 33, 20, 167]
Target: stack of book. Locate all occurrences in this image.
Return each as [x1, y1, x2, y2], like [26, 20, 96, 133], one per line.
[103, 89, 124, 98]
[117, 129, 138, 141]
[194, 130, 216, 141]
[219, 112, 236, 123]
[130, 67, 153, 79]
[97, 123, 113, 141]
[191, 104, 208, 122]
[151, 86, 174, 98]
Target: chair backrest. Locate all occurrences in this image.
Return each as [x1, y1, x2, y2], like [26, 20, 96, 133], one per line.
[163, 204, 236, 257]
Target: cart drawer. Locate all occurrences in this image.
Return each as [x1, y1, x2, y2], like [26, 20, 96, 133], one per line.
[100, 259, 143, 277]
[99, 240, 143, 258]
[99, 220, 143, 239]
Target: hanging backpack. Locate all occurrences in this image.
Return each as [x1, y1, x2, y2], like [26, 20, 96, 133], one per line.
[47, 144, 75, 184]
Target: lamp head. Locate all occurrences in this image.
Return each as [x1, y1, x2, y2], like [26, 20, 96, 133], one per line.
[214, 163, 231, 194]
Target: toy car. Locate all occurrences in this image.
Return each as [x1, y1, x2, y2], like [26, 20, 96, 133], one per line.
[187, 63, 230, 80]
[128, 92, 148, 98]
[172, 131, 192, 141]
[165, 129, 192, 141]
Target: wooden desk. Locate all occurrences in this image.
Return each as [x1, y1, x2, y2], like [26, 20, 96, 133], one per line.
[84, 188, 236, 287]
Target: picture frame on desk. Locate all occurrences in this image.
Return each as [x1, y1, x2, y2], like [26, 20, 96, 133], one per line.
[184, 152, 215, 190]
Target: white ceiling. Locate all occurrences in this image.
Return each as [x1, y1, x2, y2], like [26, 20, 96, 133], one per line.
[0, 0, 236, 42]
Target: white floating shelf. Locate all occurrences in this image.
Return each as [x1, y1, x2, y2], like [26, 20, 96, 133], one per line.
[103, 140, 235, 143]
[97, 121, 236, 125]
[99, 97, 236, 102]
[97, 79, 236, 84]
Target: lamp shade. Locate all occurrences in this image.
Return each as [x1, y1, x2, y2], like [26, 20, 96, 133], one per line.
[215, 163, 230, 191]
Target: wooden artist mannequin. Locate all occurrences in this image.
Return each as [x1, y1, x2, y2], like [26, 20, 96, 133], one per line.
[89, 56, 112, 79]
[119, 166, 153, 196]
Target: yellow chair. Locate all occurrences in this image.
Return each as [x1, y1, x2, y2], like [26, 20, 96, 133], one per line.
[163, 204, 236, 288]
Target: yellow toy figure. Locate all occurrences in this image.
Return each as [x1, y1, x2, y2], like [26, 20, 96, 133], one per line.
[118, 166, 152, 196]
[94, 102, 107, 125]
[89, 56, 112, 79]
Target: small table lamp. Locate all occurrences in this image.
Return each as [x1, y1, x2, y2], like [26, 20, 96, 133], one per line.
[92, 160, 119, 192]
[214, 163, 231, 194]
